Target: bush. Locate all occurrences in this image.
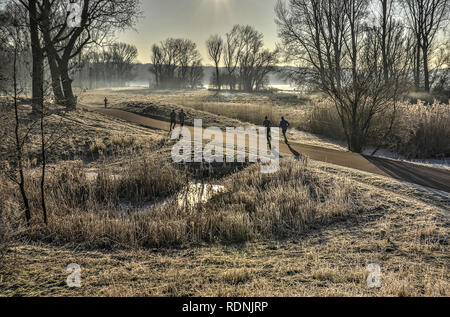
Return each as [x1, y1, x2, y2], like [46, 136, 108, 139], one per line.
[302, 99, 346, 141]
[15, 159, 373, 249]
[388, 101, 450, 158]
[303, 98, 450, 158]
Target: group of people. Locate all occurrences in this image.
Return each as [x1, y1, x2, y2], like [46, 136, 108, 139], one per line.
[170, 109, 185, 131]
[105, 96, 290, 147]
[170, 109, 290, 148]
[263, 116, 290, 149]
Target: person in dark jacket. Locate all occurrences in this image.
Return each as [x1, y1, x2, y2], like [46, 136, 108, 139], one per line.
[170, 110, 177, 131]
[263, 116, 272, 149]
[179, 110, 186, 127]
[280, 117, 290, 144]
[104, 97, 108, 109]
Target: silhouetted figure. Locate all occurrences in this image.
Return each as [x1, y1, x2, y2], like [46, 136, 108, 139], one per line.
[179, 110, 186, 127]
[170, 110, 177, 131]
[104, 97, 108, 109]
[263, 116, 272, 149]
[280, 117, 290, 144]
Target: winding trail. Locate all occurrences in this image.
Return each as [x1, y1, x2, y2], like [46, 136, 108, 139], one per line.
[87, 106, 450, 194]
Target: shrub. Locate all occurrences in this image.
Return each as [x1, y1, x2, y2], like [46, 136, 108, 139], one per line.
[303, 98, 450, 158]
[388, 101, 450, 158]
[16, 159, 373, 249]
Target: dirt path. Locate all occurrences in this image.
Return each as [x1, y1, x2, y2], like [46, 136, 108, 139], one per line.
[88, 106, 450, 194]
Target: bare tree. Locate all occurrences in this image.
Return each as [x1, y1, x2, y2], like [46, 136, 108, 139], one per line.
[0, 10, 32, 225]
[431, 41, 450, 91]
[188, 60, 204, 89]
[401, 0, 450, 92]
[150, 44, 163, 88]
[14, 0, 141, 109]
[223, 25, 245, 91]
[376, 0, 414, 83]
[253, 49, 280, 91]
[276, 0, 411, 153]
[150, 38, 203, 89]
[21, 0, 43, 113]
[206, 34, 223, 90]
[79, 42, 137, 88]
[221, 25, 279, 92]
[110, 42, 138, 86]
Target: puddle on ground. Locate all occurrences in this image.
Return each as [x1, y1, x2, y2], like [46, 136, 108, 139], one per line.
[119, 182, 225, 213]
[176, 182, 225, 207]
[85, 171, 225, 213]
[85, 172, 121, 181]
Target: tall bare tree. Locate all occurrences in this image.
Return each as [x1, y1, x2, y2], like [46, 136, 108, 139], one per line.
[150, 38, 203, 89]
[206, 34, 223, 90]
[80, 42, 137, 88]
[19, 0, 43, 113]
[276, 0, 411, 152]
[401, 0, 450, 92]
[221, 25, 278, 92]
[0, 9, 32, 225]
[15, 0, 141, 109]
[223, 25, 245, 91]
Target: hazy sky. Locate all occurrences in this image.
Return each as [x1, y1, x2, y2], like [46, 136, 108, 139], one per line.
[117, 0, 279, 64]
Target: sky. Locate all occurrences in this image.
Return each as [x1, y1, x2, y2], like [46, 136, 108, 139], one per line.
[116, 0, 280, 65]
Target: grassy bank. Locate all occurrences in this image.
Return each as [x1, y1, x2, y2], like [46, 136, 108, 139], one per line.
[0, 157, 375, 249]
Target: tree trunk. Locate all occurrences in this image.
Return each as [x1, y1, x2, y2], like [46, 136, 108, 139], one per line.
[13, 45, 31, 226]
[348, 130, 364, 153]
[29, 0, 43, 113]
[381, 0, 389, 83]
[48, 57, 64, 104]
[60, 64, 77, 109]
[41, 0, 64, 104]
[40, 104, 48, 225]
[415, 42, 421, 90]
[422, 44, 430, 92]
[347, 116, 364, 153]
[215, 64, 221, 91]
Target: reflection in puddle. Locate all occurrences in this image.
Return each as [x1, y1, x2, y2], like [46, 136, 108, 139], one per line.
[84, 171, 225, 213]
[176, 182, 225, 208]
[118, 182, 225, 213]
[85, 172, 120, 181]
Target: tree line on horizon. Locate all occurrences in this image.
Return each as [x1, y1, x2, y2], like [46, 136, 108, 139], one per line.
[149, 25, 280, 92]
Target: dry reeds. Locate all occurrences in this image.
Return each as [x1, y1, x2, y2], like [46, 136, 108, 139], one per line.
[302, 98, 450, 158]
[0, 158, 371, 249]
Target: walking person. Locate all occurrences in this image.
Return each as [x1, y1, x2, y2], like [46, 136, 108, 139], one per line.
[263, 116, 272, 149]
[179, 109, 186, 128]
[170, 110, 177, 131]
[104, 97, 108, 109]
[280, 117, 290, 144]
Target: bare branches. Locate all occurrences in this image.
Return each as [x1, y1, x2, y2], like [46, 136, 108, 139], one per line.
[150, 38, 203, 89]
[401, 0, 450, 91]
[276, 0, 412, 152]
[206, 34, 223, 90]
[214, 25, 279, 92]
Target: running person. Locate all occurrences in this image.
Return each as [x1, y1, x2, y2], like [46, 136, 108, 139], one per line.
[179, 110, 186, 128]
[280, 117, 290, 144]
[170, 110, 177, 131]
[263, 116, 272, 149]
